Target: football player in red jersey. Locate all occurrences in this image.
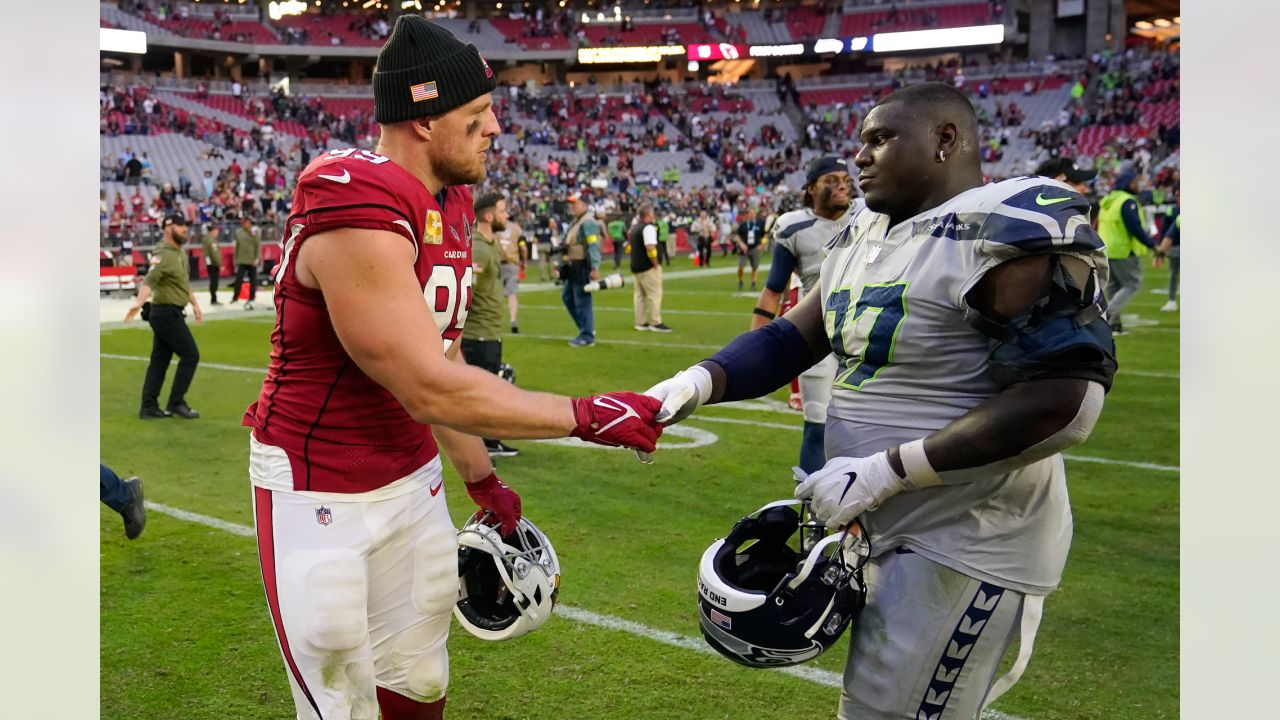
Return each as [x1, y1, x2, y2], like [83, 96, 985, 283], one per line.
[242, 17, 663, 720]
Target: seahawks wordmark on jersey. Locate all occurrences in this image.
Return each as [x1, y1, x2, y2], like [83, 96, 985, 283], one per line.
[818, 177, 1107, 594]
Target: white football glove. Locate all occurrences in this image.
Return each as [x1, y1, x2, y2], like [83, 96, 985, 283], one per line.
[794, 451, 908, 530]
[644, 365, 713, 424]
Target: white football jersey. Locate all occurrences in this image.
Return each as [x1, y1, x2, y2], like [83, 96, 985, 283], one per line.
[770, 202, 863, 297]
[818, 176, 1108, 594]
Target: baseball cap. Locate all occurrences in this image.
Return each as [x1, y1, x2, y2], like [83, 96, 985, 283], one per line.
[803, 156, 850, 187]
[567, 190, 586, 203]
[1035, 157, 1097, 183]
[161, 214, 188, 228]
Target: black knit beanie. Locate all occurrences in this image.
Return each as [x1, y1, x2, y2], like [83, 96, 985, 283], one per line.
[373, 15, 497, 124]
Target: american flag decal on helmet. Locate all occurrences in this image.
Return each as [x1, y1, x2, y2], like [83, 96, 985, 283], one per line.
[710, 608, 732, 630]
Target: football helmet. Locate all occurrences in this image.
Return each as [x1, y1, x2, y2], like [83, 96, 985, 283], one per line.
[454, 512, 560, 641]
[697, 499, 868, 668]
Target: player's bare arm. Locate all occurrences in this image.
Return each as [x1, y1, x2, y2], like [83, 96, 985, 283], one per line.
[885, 254, 1105, 480]
[301, 227, 618, 441]
[750, 286, 785, 331]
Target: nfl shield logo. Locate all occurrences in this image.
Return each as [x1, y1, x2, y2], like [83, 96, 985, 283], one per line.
[315, 506, 333, 526]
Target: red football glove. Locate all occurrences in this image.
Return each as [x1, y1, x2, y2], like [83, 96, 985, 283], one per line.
[465, 472, 521, 536]
[571, 392, 665, 453]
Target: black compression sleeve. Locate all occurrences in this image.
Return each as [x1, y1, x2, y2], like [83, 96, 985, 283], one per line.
[706, 319, 818, 403]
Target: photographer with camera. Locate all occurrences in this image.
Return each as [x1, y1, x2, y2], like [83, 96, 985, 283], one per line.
[630, 204, 671, 333]
[559, 191, 602, 348]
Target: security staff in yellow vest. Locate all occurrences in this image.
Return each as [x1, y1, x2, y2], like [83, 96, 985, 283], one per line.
[124, 214, 203, 419]
[1098, 170, 1156, 335]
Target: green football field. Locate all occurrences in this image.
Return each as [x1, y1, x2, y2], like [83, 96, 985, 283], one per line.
[100, 255, 1179, 720]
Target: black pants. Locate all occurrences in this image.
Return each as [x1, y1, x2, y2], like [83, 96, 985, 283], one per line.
[141, 305, 200, 410]
[657, 240, 670, 266]
[696, 237, 712, 267]
[613, 240, 625, 270]
[208, 265, 221, 303]
[460, 338, 502, 445]
[232, 263, 257, 302]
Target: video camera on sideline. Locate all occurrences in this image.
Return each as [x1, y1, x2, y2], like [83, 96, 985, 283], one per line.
[584, 273, 625, 293]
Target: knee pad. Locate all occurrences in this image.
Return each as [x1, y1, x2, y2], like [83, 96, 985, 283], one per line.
[411, 529, 459, 617]
[404, 647, 449, 702]
[285, 549, 368, 652]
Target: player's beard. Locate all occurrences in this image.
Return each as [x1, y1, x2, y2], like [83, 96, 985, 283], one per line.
[431, 138, 487, 187]
[492, 219, 507, 232]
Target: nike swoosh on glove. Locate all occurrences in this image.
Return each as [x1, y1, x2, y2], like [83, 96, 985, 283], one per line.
[793, 452, 907, 530]
[466, 472, 522, 536]
[644, 365, 713, 424]
[571, 392, 665, 453]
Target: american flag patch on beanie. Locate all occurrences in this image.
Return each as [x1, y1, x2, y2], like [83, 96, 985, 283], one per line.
[410, 81, 439, 102]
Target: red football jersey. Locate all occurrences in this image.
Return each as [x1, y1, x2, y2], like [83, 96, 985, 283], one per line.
[243, 148, 475, 493]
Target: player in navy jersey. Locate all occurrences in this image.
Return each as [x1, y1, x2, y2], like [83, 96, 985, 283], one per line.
[244, 18, 664, 720]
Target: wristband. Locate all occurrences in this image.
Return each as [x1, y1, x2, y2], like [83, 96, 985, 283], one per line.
[899, 438, 943, 489]
[752, 307, 776, 321]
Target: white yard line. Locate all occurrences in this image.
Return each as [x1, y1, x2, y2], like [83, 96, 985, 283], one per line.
[520, 304, 748, 318]
[137, 499, 1025, 720]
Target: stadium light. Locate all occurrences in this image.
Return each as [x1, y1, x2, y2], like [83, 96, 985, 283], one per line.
[1134, 20, 1153, 29]
[578, 45, 686, 64]
[100, 28, 147, 54]
[1153, 19, 1172, 27]
[268, 0, 309, 20]
[872, 24, 1004, 53]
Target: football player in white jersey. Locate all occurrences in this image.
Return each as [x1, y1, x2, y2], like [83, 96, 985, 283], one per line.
[648, 83, 1116, 719]
[750, 156, 861, 473]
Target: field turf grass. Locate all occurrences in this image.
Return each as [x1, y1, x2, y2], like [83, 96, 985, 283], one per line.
[101, 255, 1178, 719]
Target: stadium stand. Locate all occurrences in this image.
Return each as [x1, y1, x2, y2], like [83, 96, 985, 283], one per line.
[839, 1, 994, 36]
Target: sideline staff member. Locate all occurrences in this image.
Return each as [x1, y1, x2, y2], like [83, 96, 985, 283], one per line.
[125, 214, 203, 419]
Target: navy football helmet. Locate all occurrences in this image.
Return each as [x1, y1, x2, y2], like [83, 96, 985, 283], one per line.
[697, 500, 869, 668]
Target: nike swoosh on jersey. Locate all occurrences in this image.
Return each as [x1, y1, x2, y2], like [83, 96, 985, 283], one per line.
[318, 169, 351, 184]
[429, 478, 444, 496]
[1035, 193, 1071, 206]
[838, 472, 858, 503]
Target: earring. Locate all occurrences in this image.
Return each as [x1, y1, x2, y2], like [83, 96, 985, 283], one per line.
[937, 150, 947, 162]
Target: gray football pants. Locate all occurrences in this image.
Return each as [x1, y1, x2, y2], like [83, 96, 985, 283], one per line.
[1105, 255, 1143, 324]
[837, 550, 1043, 720]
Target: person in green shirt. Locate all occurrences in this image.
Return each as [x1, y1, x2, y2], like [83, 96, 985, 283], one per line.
[462, 193, 518, 457]
[607, 216, 627, 270]
[124, 214, 203, 419]
[231, 215, 261, 310]
[200, 223, 223, 306]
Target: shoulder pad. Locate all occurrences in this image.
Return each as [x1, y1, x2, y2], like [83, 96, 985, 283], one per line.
[966, 255, 1116, 391]
[971, 179, 1103, 257]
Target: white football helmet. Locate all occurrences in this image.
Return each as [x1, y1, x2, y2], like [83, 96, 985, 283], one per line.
[454, 512, 560, 641]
